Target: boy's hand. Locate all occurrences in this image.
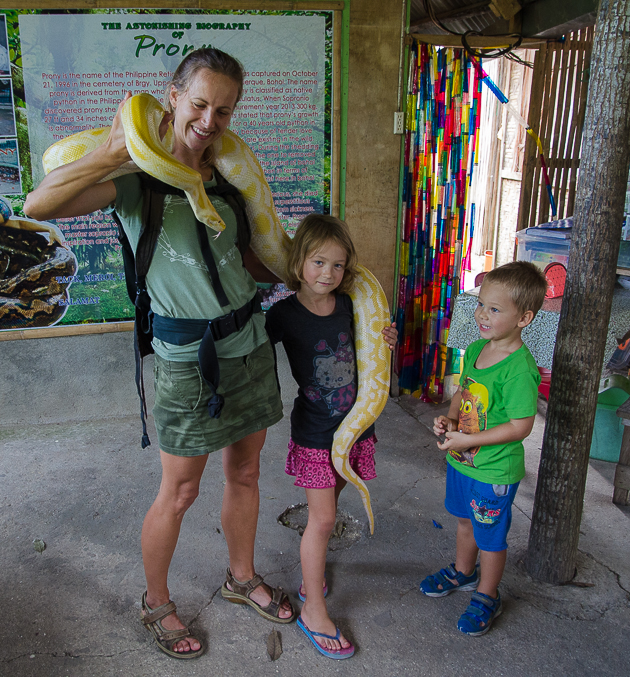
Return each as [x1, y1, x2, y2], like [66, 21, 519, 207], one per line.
[381, 322, 398, 350]
[433, 415, 458, 437]
[437, 430, 471, 452]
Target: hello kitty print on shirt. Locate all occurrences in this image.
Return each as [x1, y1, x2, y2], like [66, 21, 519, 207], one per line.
[304, 332, 356, 417]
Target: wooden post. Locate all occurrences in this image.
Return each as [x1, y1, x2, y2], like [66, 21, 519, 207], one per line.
[525, 0, 630, 584]
[614, 398, 630, 505]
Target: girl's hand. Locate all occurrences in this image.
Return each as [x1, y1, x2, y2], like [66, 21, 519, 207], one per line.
[437, 430, 470, 452]
[381, 322, 398, 350]
[433, 415, 457, 437]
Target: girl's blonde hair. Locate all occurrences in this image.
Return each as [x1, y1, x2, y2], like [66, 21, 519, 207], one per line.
[164, 48, 244, 168]
[286, 214, 358, 295]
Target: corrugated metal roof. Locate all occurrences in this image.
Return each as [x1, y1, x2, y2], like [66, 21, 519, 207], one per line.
[409, 0, 596, 38]
[409, 0, 498, 35]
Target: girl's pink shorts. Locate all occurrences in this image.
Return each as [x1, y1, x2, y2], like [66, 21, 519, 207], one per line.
[285, 435, 377, 489]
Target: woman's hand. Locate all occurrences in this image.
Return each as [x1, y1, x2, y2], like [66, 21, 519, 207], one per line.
[104, 92, 133, 165]
[381, 322, 398, 350]
[23, 93, 133, 221]
[159, 110, 174, 141]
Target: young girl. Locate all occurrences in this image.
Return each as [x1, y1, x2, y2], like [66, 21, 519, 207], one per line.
[265, 214, 396, 660]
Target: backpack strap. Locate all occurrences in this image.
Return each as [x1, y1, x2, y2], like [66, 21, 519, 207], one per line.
[110, 181, 164, 358]
[195, 217, 229, 308]
[113, 171, 256, 446]
[111, 206, 156, 449]
[139, 170, 252, 258]
[111, 182, 165, 448]
[214, 168, 251, 257]
[152, 290, 262, 419]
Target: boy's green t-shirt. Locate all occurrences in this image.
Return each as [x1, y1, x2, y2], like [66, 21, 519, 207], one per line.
[110, 173, 267, 361]
[446, 338, 541, 485]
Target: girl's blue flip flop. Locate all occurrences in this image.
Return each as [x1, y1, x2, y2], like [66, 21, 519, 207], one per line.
[298, 577, 328, 602]
[296, 615, 355, 660]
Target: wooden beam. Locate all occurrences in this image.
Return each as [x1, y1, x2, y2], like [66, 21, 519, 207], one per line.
[0, 322, 134, 341]
[521, 0, 597, 39]
[331, 8, 341, 217]
[0, 1, 344, 8]
[410, 33, 543, 48]
[489, 0, 522, 22]
[410, 1, 492, 28]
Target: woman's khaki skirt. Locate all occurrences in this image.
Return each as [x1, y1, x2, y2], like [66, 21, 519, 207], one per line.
[153, 340, 283, 456]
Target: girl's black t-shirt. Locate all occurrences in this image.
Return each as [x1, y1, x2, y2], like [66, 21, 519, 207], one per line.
[266, 292, 374, 449]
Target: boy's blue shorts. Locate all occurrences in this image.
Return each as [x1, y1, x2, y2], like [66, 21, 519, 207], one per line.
[445, 464, 519, 552]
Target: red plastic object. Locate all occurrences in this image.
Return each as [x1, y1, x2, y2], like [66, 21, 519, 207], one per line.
[544, 262, 567, 299]
[474, 271, 488, 287]
[538, 367, 552, 399]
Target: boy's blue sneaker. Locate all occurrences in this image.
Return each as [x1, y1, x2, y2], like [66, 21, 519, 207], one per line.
[419, 563, 479, 597]
[457, 591, 502, 636]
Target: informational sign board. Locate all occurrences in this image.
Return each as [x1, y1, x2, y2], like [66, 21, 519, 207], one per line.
[0, 8, 333, 332]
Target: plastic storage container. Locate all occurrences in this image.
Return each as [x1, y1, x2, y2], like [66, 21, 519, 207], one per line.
[516, 229, 570, 270]
[589, 375, 630, 462]
[517, 225, 630, 271]
[618, 240, 630, 268]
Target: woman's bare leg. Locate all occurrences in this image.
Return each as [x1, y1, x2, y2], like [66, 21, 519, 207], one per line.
[221, 429, 292, 618]
[141, 450, 208, 653]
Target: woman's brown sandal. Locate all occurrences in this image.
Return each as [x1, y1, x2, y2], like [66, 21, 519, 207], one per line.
[141, 591, 205, 659]
[220, 567, 296, 624]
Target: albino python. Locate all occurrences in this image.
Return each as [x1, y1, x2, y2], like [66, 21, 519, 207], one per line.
[43, 93, 391, 533]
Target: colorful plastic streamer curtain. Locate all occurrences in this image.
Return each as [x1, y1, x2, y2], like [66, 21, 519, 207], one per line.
[395, 41, 481, 402]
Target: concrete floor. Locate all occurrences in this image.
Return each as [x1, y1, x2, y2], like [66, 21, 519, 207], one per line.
[1, 348, 630, 676]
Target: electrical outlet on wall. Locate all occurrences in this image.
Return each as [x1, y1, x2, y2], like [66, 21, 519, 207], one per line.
[394, 111, 405, 135]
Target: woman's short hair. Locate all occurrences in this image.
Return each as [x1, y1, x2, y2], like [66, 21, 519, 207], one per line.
[164, 48, 244, 167]
[285, 214, 358, 295]
[165, 47, 245, 111]
[483, 261, 548, 315]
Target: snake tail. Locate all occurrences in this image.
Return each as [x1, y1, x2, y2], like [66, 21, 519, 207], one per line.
[331, 265, 392, 534]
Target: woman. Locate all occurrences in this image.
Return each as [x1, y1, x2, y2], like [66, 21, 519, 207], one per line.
[24, 48, 295, 659]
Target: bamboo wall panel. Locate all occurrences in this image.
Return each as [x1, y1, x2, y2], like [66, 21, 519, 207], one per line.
[517, 28, 593, 230]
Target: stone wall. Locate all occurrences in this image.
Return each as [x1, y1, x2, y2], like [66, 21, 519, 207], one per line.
[0, 332, 152, 426]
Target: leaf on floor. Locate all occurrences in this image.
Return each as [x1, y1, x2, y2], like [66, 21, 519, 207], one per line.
[267, 628, 282, 661]
[33, 538, 46, 554]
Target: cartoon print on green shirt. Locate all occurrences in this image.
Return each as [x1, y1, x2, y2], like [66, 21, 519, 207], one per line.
[448, 377, 488, 467]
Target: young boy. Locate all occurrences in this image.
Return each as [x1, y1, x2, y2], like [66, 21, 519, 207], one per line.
[422, 261, 548, 636]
